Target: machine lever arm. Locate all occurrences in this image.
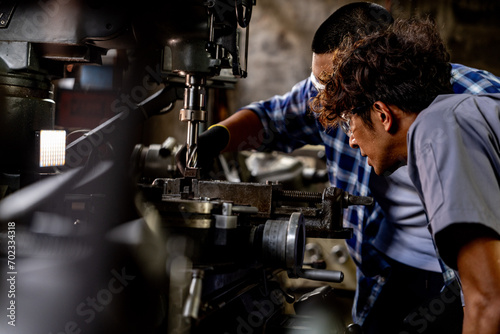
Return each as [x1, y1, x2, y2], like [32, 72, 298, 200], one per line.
[289, 268, 344, 283]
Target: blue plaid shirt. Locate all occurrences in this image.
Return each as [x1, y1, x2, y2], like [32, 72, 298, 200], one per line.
[242, 63, 500, 324]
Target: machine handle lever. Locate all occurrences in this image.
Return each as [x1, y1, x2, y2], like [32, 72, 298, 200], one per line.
[289, 268, 344, 283]
[183, 269, 204, 319]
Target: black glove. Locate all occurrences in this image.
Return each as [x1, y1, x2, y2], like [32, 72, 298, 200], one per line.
[175, 124, 230, 176]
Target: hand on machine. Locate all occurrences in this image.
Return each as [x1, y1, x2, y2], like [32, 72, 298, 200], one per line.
[175, 124, 230, 177]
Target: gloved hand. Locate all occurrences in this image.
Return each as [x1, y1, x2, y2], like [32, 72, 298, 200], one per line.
[175, 124, 230, 176]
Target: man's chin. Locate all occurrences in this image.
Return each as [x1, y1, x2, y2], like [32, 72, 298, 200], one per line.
[369, 163, 388, 176]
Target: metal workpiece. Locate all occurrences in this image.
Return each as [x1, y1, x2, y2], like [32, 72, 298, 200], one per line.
[197, 180, 274, 215]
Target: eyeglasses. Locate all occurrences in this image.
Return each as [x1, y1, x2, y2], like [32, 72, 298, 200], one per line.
[339, 112, 354, 137]
[310, 72, 325, 92]
[339, 105, 369, 137]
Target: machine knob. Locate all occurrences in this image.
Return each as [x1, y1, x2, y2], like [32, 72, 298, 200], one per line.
[346, 194, 374, 207]
[305, 242, 324, 264]
[331, 244, 349, 265]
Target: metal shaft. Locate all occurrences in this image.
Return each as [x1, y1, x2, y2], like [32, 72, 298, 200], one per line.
[179, 74, 207, 168]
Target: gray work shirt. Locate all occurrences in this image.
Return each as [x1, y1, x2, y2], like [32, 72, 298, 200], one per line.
[407, 93, 500, 268]
[370, 166, 441, 272]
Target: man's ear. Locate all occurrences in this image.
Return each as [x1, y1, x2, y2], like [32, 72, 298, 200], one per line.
[373, 101, 395, 133]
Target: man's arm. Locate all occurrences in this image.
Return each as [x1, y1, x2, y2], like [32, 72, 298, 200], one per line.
[407, 96, 500, 333]
[219, 108, 264, 152]
[457, 235, 500, 334]
[175, 108, 264, 174]
[220, 77, 323, 154]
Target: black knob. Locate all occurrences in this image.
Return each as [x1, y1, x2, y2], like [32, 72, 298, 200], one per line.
[347, 194, 374, 207]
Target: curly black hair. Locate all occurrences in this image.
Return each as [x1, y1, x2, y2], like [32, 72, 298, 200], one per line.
[311, 17, 453, 129]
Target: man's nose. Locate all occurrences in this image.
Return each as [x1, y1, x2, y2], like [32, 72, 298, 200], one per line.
[349, 136, 358, 149]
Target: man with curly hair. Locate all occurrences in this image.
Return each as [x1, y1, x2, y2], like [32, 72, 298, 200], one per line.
[313, 17, 500, 333]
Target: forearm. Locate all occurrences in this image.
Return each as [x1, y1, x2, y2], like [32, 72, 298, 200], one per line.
[219, 109, 264, 152]
[458, 236, 500, 333]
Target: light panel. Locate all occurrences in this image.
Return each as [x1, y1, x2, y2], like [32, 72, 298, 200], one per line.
[39, 130, 66, 167]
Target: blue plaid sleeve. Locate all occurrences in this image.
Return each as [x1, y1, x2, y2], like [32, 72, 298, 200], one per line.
[239, 77, 323, 152]
[451, 63, 500, 94]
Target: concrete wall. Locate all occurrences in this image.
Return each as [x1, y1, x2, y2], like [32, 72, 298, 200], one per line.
[391, 0, 500, 74]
